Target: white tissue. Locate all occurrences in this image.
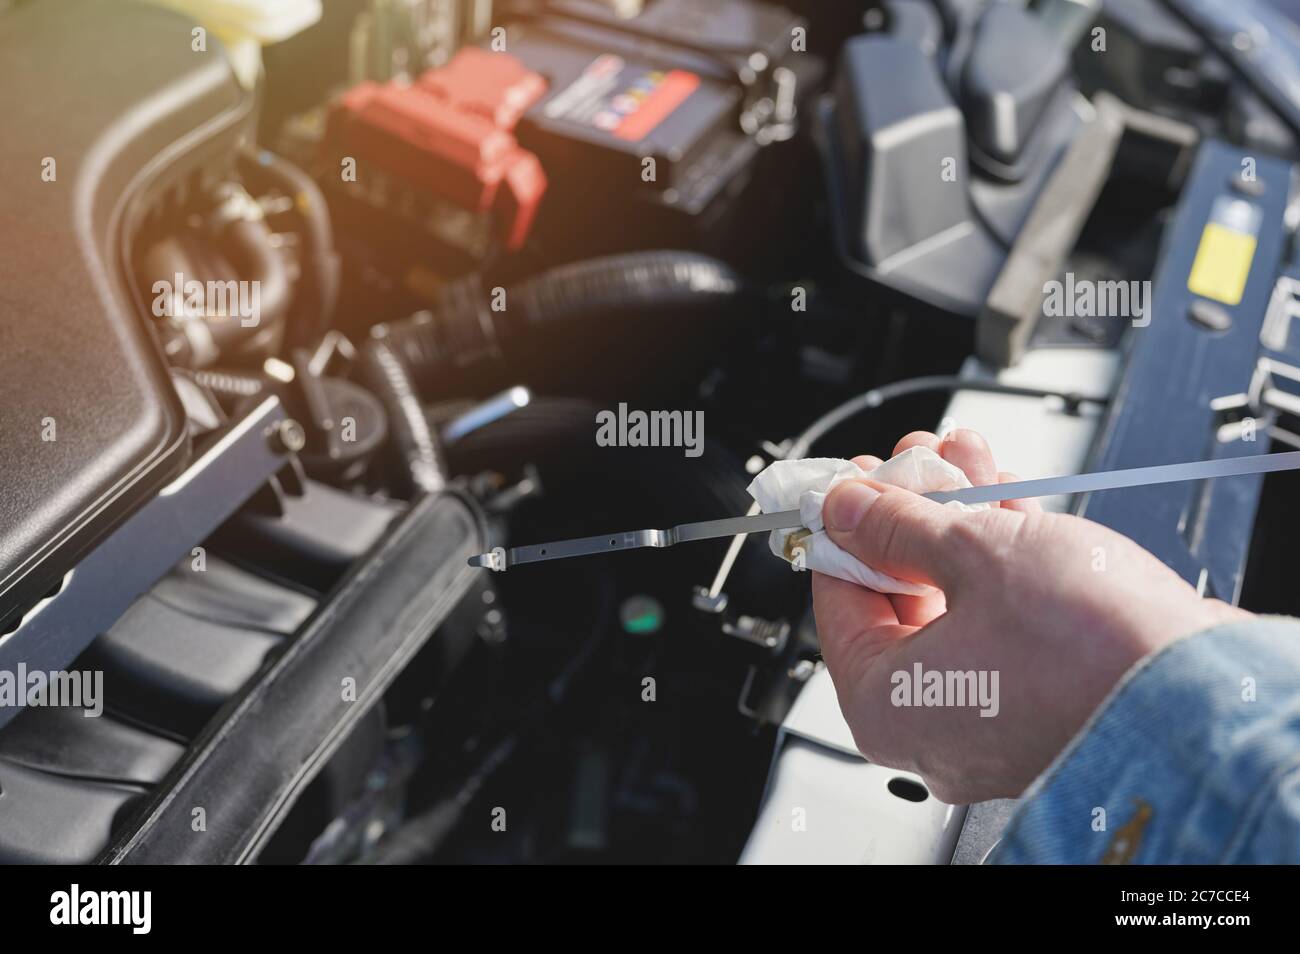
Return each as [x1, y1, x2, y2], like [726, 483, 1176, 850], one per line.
[745, 446, 988, 593]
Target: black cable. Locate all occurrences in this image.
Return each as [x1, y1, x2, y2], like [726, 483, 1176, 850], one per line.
[786, 374, 1110, 459]
[364, 736, 518, 865]
[366, 575, 618, 864]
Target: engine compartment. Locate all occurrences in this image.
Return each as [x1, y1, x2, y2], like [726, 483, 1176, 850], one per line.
[3, 0, 1300, 865]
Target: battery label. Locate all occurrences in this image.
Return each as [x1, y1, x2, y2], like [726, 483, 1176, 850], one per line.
[542, 54, 700, 142]
[1187, 195, 1262, 306]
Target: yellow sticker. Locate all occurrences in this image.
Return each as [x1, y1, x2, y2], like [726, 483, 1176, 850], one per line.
[1187, 223, 1257, 306]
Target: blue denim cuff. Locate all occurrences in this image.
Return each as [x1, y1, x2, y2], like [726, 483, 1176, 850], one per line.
[991, 617, 1300, 864]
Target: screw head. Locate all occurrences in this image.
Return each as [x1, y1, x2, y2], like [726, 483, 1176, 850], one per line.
[269, 418, 307, 454]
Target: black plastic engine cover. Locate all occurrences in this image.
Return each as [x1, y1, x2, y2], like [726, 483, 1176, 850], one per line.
[0, 0, 251, 625]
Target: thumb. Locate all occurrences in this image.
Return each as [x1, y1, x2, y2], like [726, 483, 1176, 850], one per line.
[822, 479, 980, 591]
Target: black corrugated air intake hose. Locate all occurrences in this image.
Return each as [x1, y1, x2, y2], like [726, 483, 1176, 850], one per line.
[359, 252, 743, 497]
[376, 251, 747, 387]
[511, 250, 745, 328]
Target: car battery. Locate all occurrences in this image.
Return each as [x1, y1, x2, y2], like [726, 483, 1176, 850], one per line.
[499, 0, 819, 252]
[511, 31, 746, 209]
[320, 48, 549, 262]
[539, 0, 813, 131]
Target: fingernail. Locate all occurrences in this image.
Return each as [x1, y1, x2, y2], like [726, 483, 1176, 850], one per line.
[825, 481, 880, 532]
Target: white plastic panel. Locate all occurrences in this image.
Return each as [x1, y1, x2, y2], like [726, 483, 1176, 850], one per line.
[741, 665, 965, 865]
[942, 349, 1119, 510]
[740, 736, 965, 865]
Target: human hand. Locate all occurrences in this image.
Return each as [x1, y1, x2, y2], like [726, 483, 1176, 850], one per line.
[811, 429, 1250, 804]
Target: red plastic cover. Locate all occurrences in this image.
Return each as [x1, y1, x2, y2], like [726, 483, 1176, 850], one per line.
[325, 50, 548, 251]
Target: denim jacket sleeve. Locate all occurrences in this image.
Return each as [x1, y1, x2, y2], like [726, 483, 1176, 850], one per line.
[990, 617, 1300, 864]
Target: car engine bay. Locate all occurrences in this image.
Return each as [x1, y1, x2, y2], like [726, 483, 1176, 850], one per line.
[3, 0, 1300, 865]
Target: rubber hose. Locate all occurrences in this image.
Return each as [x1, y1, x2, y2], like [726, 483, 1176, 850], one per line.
[239, 147, 341, 349]
[217, 216, 293, 333]
[360, 334, 448, 497]
[511, 250, 745, 329]
[378, 251, 746, 387]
